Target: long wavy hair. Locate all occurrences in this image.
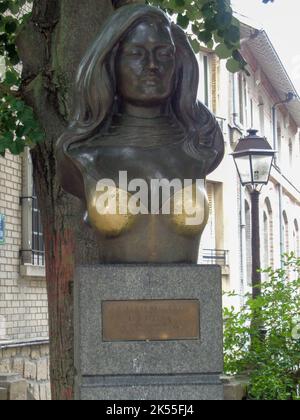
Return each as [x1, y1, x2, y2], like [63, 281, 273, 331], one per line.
[56, 4, 224, 200]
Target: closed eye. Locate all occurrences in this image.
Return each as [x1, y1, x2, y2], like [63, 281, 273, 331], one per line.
[124, 48, 144, 57]
[157, 48, 175, 58]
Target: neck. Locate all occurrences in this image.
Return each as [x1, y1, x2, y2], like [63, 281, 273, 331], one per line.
[122, 102, 169, 119]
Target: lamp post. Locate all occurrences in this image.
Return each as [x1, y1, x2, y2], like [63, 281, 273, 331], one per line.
[232, 129, 276, 299]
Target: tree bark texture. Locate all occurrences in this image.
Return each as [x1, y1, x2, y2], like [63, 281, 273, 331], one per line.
[16, 0, 114, 400]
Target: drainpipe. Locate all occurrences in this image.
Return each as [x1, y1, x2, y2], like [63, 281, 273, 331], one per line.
[232, 73, 246, 302]
[278, 184, 284, 267]
[239, 183, 246, 305]
[272, 106, 277, 156]
[272, 93, 296, 267]
[272, 105, 284, 266]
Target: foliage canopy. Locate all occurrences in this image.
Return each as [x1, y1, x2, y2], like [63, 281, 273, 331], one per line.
[224, 254, 300, 400]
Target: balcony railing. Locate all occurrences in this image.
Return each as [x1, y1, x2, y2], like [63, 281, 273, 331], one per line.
[20, 184, 45, 267]
[216, 116, 227, 135]
[201, 249, 229, 266]
[20, 249, 45, 267]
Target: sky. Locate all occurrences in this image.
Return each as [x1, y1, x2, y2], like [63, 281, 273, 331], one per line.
[232, 0, 300, 95]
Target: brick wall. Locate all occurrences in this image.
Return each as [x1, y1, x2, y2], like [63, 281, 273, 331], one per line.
[0, 152, 48, 340]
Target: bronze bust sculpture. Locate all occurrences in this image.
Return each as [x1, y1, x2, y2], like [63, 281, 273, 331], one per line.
[56, 4, 224, 263]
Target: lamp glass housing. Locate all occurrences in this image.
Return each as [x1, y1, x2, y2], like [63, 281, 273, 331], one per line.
[232, 130, 276, 187]
[233, 152, 274, 186]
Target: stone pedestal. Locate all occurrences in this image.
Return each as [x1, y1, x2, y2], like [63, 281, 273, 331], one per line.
[74, 264, 224, 400]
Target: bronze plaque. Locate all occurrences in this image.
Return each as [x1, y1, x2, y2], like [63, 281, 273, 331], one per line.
[102, 300, 200, 342]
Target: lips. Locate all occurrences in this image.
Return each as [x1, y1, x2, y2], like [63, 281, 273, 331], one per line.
[142, 76, 160, 86]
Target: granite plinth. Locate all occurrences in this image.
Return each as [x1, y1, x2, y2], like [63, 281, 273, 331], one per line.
[74, 264, 223, 400]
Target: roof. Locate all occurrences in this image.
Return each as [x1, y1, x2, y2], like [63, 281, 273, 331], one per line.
[240, 22, 300, 127]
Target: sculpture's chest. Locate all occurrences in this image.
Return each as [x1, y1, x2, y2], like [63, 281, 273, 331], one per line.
[79, 144, 201, 184]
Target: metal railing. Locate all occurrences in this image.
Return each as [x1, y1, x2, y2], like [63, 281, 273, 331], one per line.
[20, 249, 45, 266]
[32, 186, 44, 265]
[201, 249, 229, 266]
[20, 184, 45, 267]
[216, 116, 227, 134]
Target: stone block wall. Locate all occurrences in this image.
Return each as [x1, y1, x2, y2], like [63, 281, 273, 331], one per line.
[0, 341, 50, 400]
[0, 374, 27, 400]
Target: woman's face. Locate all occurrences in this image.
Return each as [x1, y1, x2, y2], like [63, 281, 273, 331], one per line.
[116, 19, 176, 107]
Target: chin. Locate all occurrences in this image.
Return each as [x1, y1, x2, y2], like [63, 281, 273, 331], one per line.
[135, 93, 172, 105]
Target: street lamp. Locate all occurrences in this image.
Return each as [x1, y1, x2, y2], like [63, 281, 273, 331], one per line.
[232, 129, 276, 299]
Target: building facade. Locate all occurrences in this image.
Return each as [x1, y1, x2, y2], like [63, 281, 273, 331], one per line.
[0, 151, 50, 399]
[0, 18, 300, 399]
[198, 22, 300, 308]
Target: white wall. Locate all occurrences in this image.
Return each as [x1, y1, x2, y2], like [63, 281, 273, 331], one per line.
[200, 51, 300, 310]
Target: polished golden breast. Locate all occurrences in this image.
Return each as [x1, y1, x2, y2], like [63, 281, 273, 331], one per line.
[87, 183, 209, 238]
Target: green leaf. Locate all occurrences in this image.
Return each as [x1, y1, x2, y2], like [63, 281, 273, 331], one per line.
[30, 130, 45, 143]
[2, 131, 14, 143]
[0, 1, 9, 14]
[186, 6, 202, 21]
[4, 69, 19, 86]
[215, 43, 233, 59]
[4, 19, 17, 34]
[14, 100, 25, 112]
[6, 44, 20, 65]
[226, 58, 242, 73]
[177, 14, 189, 29]
[231, 16, 241, 29]
[8, 0, 22, 14]
[213, 31, 224, 44]
[215, 11, 232, 29]
[16, 124, 26, 138]
[192, 24, 200, 36]
[190, 38, 201, 54]
[204, 17, 218, 32]
[225, 25, 240, 44]
[198, 30, 212, 44]
[206, 40, 214, 50]
[9, 139, 25, 155]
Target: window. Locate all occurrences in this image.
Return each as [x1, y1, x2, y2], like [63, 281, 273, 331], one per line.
[293, 219, 299, 257]
[199, 182, 216, 263]
[20, 148, 45, 268]
[263, 211, 269, 269]
[233, 73, 248, 127]
[283, 211, 289, 255]
[197, 53, 211, 107]
[32, 183, 45, 266]
[238, 73, 244, 126]
[264, 198, 274, 269]
[203, 56, 209, 107]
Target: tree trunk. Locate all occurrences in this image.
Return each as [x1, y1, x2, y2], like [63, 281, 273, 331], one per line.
[17, 0, 113, 400]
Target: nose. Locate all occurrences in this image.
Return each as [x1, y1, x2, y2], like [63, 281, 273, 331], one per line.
[147, 52, 159, 71]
